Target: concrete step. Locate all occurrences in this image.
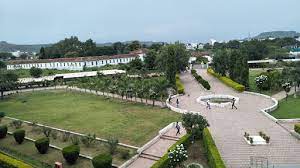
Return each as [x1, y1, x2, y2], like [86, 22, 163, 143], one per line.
[161, 135, 180, 141]
[140, 153, 161, 161]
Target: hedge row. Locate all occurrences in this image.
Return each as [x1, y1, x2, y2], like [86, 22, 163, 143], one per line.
[191, 69, 211, 90]
[203, 128, 226, 168]
[151, 134, 191, 168]
[0, 152, 33, 168]
[207, 68, 245, 92]
[176, 74, 185, 94]
[295, 124, 300, 134]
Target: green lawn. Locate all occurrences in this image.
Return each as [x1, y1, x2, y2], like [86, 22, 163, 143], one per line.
[271, 96, 300, 119]
[0, 90, 180, 146]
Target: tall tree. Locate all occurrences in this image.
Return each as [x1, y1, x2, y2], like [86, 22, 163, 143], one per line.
[0, 71, 18, 99]
[157, 42, 190, 85]
[144, 50, 157, 70]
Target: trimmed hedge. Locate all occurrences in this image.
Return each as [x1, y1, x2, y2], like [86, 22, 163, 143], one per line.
[191, 69, 211, 90]
[34, 137, 50, 154]
[176, 74, 185, 94]
[62, 145, 80, 164]
[0, 125, 8, 139]
[0, 152, 33, 168]
[151, 134, 191, 168]
[203, 128, 226, 168]
[295, 124, 300, 134]
[92, 153, 112, 168]
[207, 68, 245, 92]
[12, 130, 25, 144]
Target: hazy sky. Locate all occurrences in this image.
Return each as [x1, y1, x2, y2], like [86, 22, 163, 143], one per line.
[1, 0, 299, 44]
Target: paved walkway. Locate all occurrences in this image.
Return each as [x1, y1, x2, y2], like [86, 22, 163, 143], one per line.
[170, 69, 300, 168]
[127, 125, 186, 168]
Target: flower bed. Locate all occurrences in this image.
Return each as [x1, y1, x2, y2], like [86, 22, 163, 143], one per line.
[191, 69, 211, 90]
[207, 68, 245, 92]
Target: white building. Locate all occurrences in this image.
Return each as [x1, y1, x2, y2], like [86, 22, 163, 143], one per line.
[7, 51, 145, 71]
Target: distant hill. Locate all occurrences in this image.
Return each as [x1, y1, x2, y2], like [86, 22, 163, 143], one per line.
[254, 31, 300, 39]
[0, 41, 51, 53]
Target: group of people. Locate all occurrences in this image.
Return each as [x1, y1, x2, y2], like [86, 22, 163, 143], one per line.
[206, 98, 237, 110]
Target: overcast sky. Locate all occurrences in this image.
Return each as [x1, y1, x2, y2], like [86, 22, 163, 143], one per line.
[1, 0, 299, 44]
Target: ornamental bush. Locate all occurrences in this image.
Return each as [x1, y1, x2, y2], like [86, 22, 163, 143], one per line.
[35, 137, 50, 154]
[0, 125, 7, 139]
[0, 112, 5, 119]
[92, 153, 112, 168]
[62, 145, 80, 164]
[168, 144, 188, 168]
[255, 75, 270, 91]
[13, 129, 25, 144]
[294, 124, 300, 134]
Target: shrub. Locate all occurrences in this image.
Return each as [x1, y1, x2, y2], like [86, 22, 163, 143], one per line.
[295, 124, 300, 134]
[92, 153, 112, 168]
[42, 127, 52, 137]
[0, 125, 7, 139]
[203, 128, 226, 168]
[151, 134, 191, 168]
[175, 75, 185, 94]
[207, 68, 245, 92]
[118, 148, 130, 159]
[106, 137, 118, 154]
[13, 129, 25, 144]
[0, 112, 5, 122]
[81, 133, 96, 147]
[30, 67, 43, 78]
[10, 120, 23, 129]
[191, 69, 211, 90]
[62, 145, 80, 164]
[35, 137, 50, 154]
[0, 152, 32, 168]
[168, 144, 188, 168]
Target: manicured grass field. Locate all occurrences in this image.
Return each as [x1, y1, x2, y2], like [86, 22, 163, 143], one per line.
[0, 90, 180, 146]
[271, 96, 300, 119]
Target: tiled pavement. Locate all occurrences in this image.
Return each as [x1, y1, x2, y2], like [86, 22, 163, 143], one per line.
[170, 69, 300, 168]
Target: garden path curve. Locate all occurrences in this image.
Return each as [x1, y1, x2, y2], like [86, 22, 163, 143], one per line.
[170, 69, 300, 168]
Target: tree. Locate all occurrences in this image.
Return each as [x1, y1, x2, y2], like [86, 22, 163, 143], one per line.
[0, 61, 6, 69]
[128, 41, 141, 51]
[0, 71, 18, 99]
[30, 67, 43, 78]
[182, 113, 209, 139]
[144, 50, 157, 70]
[157, 43, 190, 85]
[39, 47, 46, 59]
[212, 50, 228, 76]
[128, 58, 143, 71]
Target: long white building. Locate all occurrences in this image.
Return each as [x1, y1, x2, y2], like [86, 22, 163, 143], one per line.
[7, 50, 145, 71]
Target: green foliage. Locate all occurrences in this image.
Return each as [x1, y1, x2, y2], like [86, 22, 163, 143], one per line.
[0, 125, 8, 139]
[168, 144, 188, 168]
[157, 42, 190, 84]
[295, 124, 300, 134]
[151, 134, 191, 168]
[203, 128, 226, 168]
[0, 152, 33, 168]
[118, 148, 130, 159]
[13, 129, 25, 144]
[10, 120, 23, 129]
[62, 145, 80, 164]
[29, 67, 43, 78]
[0, 61, 6, 69]
[207, 68, 245, 92]
[92, 153, 112, 168]
[106, 137, 118, 155]
[182, 113, 209, 139]
[70, 135, 80, 145]
[175, 74, 185, 94]
[34, 137, 50, 154]
[144, 50, 157, 70]
[191, 69, 211, 90]
[81, 133, 96, 147]
[0, 112, 5, 118]
[0, 71, 18, 99]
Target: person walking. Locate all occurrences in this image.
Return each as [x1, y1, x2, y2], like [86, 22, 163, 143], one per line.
[176, 98, 179, 108]
[206, 100, 211, 109]
[232, 98, 237, 109]
[175, 122, 181, 136]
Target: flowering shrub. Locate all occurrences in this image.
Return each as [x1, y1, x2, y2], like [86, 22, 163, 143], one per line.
[255, 75, 269, 91]
[168, 144, 188, 168]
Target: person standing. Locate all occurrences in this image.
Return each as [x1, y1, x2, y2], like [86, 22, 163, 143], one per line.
[176, 98, 179, 108]
[232, 98, 237, 109]
[175, 122, 181, 136]
[206, 100, 211, 109]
